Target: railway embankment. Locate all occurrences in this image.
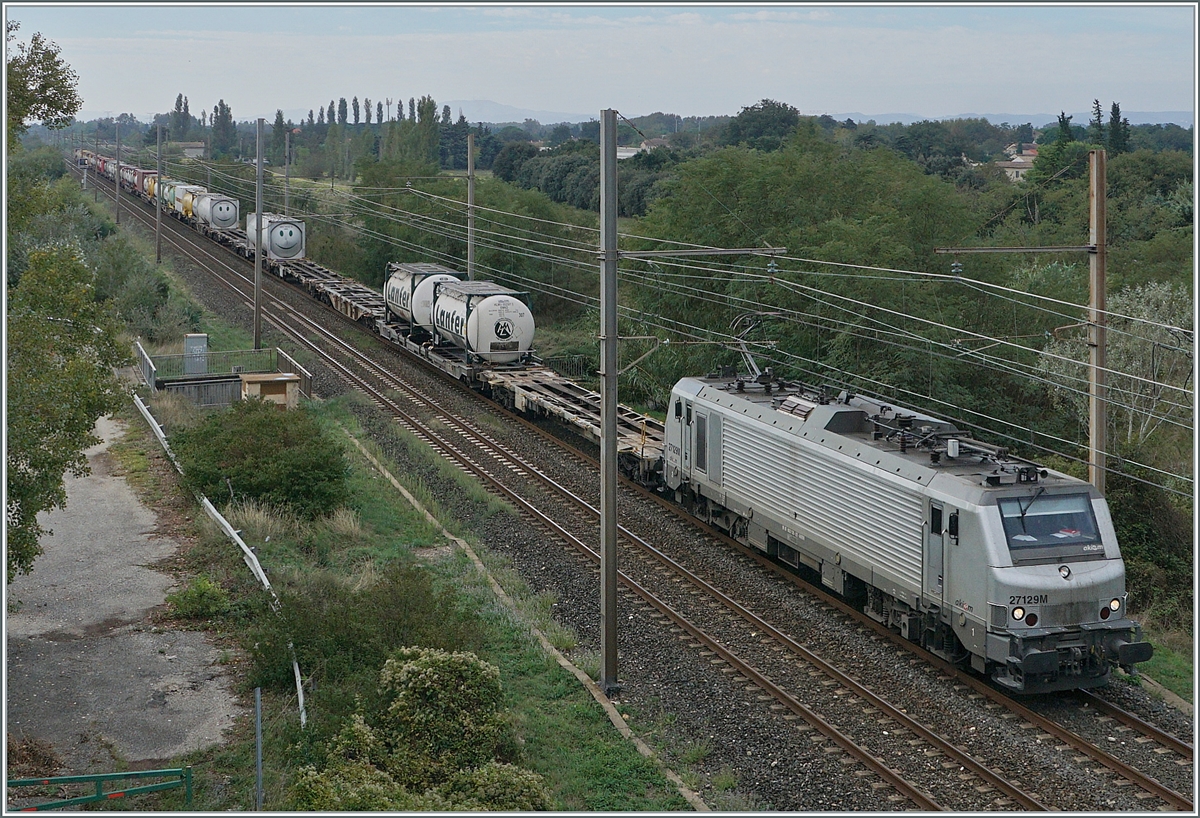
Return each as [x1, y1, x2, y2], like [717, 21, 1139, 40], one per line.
[5, 414, 241, 783]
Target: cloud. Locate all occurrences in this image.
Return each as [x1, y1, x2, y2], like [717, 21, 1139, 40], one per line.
[30, 6, 1196, 122]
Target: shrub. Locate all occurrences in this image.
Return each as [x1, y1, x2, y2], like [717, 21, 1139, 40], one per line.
[440, 761, 553, 810]
[166, 575, 230, 620]
[172, 399, 349, 518]
[376, 646, 515, 777]
[245, 561, 484, 691]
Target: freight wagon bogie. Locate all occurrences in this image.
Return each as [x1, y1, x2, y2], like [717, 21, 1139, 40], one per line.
[666, 372, 1152, 694]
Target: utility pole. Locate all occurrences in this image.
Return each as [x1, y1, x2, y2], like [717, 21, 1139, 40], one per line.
[598, 109, 620, 696]
[114, 122, 121, 224]
[1088, 149, 1107, 494]
[94, 132, 99, 202]
[254, 117, 264, 350]
[284, 129, 290, 216]
[595, 110, 785, 697]
[155, 125, 163, 263]
[206, 135, 211, 189]
[467, 132, 476, 280]
[934, 149, 1109, 493]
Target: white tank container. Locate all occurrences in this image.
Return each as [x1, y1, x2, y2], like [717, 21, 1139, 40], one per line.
[246, 213, 305, 260]
[384, 262, 464, 329]
[172, 185, 207, 218]
[193, 192, 240, 229]
[432, 281, 535, 363]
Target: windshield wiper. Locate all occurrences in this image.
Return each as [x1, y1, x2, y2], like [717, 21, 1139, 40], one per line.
[1017, 486, 1046, 532]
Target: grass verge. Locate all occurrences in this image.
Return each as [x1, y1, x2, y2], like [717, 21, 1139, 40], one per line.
[110, 386, 690, 811]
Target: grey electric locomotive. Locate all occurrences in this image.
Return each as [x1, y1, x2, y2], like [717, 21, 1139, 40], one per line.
[665, 371, 1152, 693]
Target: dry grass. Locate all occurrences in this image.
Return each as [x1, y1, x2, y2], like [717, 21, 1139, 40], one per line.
[147, 391, 205, 433]
[6, 733, 63, 779]
[223, 499, 301, 544]
[319, 506, 365, 541]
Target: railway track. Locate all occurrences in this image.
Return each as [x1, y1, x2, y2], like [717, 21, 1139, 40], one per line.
[82, 164, 1194, 811]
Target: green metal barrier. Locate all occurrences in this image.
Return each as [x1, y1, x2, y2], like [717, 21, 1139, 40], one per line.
[6, 766, 192, 811]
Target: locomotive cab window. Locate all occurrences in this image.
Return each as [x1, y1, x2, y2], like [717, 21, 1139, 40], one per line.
[674, 399, 682, 419]
[998, 493, 1101, 555]
[930, 506, 943, 535]
[695, 413, 707, 473]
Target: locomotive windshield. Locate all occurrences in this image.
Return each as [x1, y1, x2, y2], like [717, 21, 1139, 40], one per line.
[997, 493, 1101, 553]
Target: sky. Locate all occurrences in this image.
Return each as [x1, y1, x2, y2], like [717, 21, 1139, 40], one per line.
[4, 3, 1196, 126]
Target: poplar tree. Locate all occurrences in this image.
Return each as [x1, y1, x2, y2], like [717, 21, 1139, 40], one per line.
[364, 97, 371, 124]
[272, 108, 286, 164]
[352, 96, 360, 125]
[338, 97, 348, 126]
[377, 101, 383, 124]
[1107, 102, 1130, 155]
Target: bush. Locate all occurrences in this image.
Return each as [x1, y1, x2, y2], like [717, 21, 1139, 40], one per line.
[172, 399, 349, 518]
[441, 761, 553, 810]
[377, 646, 516, 778]
[1106, 467, 1193, 630]
[245, 561, 484, 691]
[166, 575, 230, 619]
[287, 647, 549, 811]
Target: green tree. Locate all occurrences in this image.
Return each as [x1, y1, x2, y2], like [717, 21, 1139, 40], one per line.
[352, 95, 360, 125]
[271, 108, 286, 165]
[547, 123, 572, 147]
[1037, 281, 1193, 454]
[210, 99, 236, 156]
[376, 100, 383, 124]
[5, 21, 82, 151]
[1107, 102, 1130, 155]
[1056, 111, 1075, 143]
[338, 97, 348, 126]
[6, 247, 126, 581]
[327, 100, 336, 126]
[363, 96, 371, 125]
[1088, 99, 1105, 145]
[722, 98, 800, 150]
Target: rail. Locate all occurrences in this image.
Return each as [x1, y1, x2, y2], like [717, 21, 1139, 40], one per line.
[7, 767, 191, 810]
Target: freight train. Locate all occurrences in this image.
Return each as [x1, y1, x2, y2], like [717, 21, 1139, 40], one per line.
[74, 148, 1152, 693]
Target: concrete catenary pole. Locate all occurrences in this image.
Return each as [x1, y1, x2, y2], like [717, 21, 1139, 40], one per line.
[598, 109, 620, 695]
[467, 132, 476, 280]
[94, 132, 99, 201]
[114, 122, 121, 224]
[254, 118, 264, 350]
[1088, 150, 1107, 494]
[155, 125, 163, 263]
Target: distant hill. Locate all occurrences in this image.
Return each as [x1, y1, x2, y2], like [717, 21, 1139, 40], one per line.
[827, 111, 1193, 129]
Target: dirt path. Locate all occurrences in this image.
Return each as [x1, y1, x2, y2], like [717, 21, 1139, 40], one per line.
[5, 416, 241, 785]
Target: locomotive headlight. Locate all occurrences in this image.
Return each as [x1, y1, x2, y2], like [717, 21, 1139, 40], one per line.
[1110, 597, 1121, 613]
[1012, 606, 1025, 621]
